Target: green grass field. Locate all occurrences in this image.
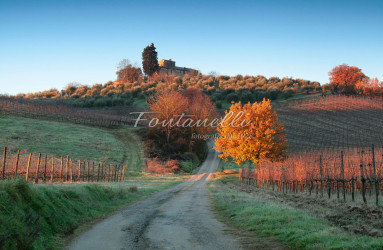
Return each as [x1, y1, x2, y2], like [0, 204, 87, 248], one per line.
[0, 116, 146, 171]
[208, 175, 383, 249]
[0, 176, 187, 249]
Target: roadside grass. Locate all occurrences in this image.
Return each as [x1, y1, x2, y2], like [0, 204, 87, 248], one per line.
[0, 176, 187, 249]
[0, 116, 125, 164]
[179, 159, 201, 174]
[208, 175, 383, 249]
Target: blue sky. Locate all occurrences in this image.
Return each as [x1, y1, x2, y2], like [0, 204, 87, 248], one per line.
[0, 0, 382, 95]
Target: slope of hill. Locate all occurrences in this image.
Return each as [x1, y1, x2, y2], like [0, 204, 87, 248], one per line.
[275, 95, 383, 152]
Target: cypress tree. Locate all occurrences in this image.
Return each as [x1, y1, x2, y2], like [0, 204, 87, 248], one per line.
[142, 43, 159, 76]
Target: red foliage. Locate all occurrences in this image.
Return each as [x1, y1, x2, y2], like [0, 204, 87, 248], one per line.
[146, 158, 179, 174]
[329, 64, 367, 93]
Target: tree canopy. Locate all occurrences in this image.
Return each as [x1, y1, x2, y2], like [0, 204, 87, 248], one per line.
[214, 99, 287, 165]
[329, 64, 366, 94]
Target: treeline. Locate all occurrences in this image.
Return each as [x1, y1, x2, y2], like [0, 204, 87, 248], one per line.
[15, 73, 321, 107]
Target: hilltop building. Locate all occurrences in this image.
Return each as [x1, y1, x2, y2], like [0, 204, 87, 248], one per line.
[158, 59, 195, 76]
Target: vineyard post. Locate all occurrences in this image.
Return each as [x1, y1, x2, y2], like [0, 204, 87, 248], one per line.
[59, 156, 63, 182]
[70, 159, 73, 182]
[114, 165, 118, 182]
[87, 162, 90, 182]
[15, 150, 20, 178]
[103, 164, 105, 181]
[106, 164, 109, 181]
[77, 160, 81, 182]
[372, 144, 379, 205]
[112, 164, 115, 181]
[360, 151, 367, 204]
[328, 177, 331, 199]
[50, 155, 55, 183]
[97, 163, 100, 182]
[108, 164, 111, 181]
[320, 155, 323, 197]
[341, 151, 346, 202]
[122, 165, 126, 181]
[2, 147, 7, 180]
[92, 162, 95, 182]
[117, 165, 120, 182]
[351, 176, 355, 202]
[82, 161, 85, 182]
[26, 153, 32, 182]
[110, 164, 115, 181]
[35, 153, 41, 184]
[103, 164, 106, 181]
[117, 165, 120, 181]
[43, 154, 47, 183]
[66, 156, 69, 182]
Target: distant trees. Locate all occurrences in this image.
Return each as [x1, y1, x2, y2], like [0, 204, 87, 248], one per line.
[142, 43, 159, 77]
[327, 64, 383, 96]
[214, 99, 287, 166]
[329, 64, 367, 94]
[116, 59, 143, 83]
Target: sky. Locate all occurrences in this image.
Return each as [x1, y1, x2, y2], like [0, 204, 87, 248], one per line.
[0, 0, 382, 95]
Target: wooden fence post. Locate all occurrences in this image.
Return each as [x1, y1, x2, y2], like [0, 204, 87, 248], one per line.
[35, 153, 41, 184]
[26, 153, 32, 182]
[50, 155, 55, 183]
[87, 162, 90, 182]
[360, 150, 367, 204]
[70, 159, 73, 182]
[66, 156, 69, 182]
[43, 154, 47, 183]
[78, 160, 81, 182]
[2, 147, 7, 179]
[15, 150, 20, 178]
[111, 165, 114, 182]
[341, 151, 346, 202]
[319, 155, 323, 197]
[59, 156, 63, 182]
[97, 163, 100, 182]
[372, 144, 379, 206]
[122, 165, 126, 181]
[92, 162, 95, 182]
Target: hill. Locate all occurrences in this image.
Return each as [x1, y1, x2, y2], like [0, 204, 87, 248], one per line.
[275, 95, 383, 152]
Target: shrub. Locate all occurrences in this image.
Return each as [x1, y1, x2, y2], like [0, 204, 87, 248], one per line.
[225, 92, 239, 102]
[147, 158, 175, 174]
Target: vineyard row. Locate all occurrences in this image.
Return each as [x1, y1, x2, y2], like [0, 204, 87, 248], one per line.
[0, 147, 126, 183]
[239, 145, 383, 205]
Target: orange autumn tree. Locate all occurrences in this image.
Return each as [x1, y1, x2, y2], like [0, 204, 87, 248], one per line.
[183, 87, 218, 136]
[214, 99, 287, 166]
[147, 89, 188, 143]
[329, 64, 367, 94]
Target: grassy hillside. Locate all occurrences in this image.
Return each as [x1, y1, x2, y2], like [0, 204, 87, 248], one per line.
[208, 174, 383, 249]
[0, 176, 187, 249]
[0, 116, 125, 163]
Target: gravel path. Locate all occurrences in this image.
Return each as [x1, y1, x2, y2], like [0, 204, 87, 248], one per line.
[66, 144, 242, 250]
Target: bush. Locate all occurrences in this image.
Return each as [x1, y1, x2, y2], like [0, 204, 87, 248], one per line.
[239, 90, 254, 103]
[225, 93, 239, 103]
[147, 158, 176, 174]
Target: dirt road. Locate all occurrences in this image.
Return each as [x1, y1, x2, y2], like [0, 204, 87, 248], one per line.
[66, 143, 242, 250]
